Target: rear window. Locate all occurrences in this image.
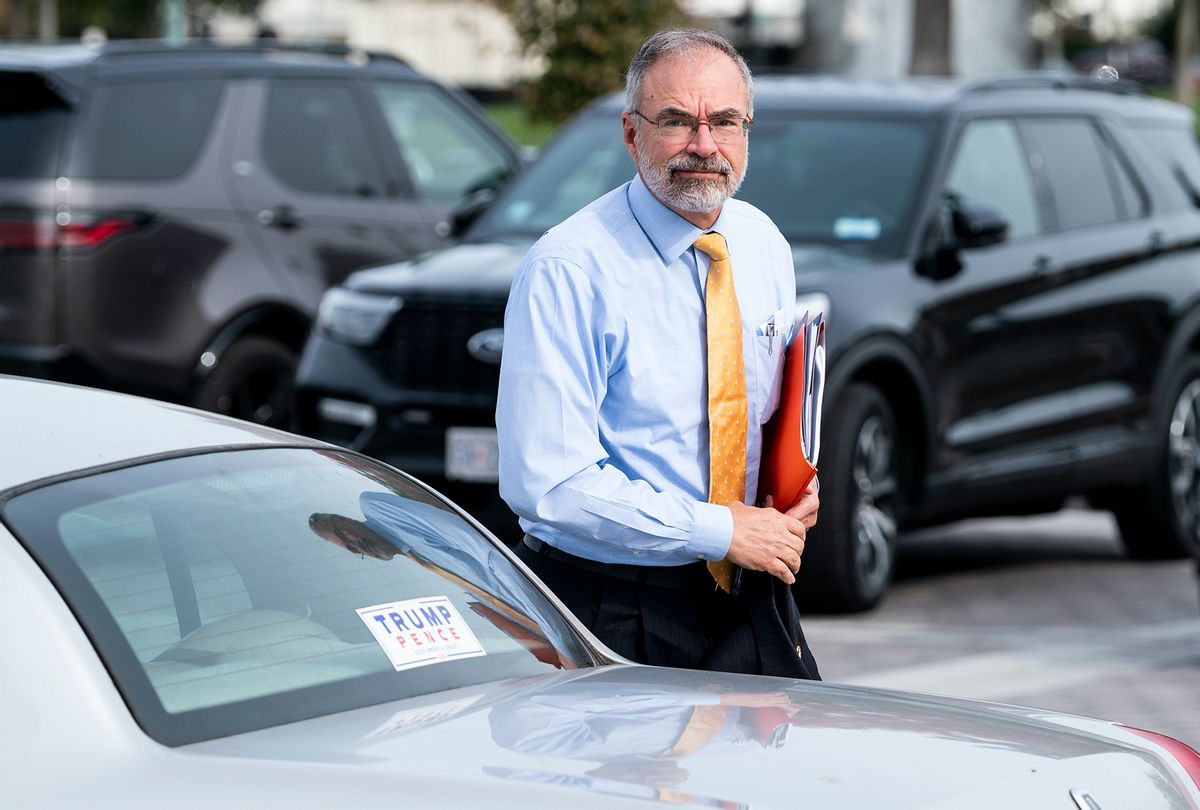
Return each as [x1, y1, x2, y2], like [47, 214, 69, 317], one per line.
[1135, 124, 1200, 207]
[4, 447, 596, 746]
[69, 79, 222, 180]
[0, 72, 72, 179]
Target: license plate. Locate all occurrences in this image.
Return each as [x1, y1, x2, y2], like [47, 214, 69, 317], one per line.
[445, 427, 499, 482]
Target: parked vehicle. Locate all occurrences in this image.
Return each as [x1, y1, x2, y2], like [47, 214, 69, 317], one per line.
[0, 40, 521, 427]
[295, 73, 1200, 612]
[3, 374, 1200, 809]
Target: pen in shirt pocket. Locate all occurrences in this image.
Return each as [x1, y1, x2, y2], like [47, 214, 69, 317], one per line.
[758, 317, 778, 355]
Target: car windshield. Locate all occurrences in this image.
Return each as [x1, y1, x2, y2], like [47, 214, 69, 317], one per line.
[470, 109, 934, 260]
[3, 447, 598, 746]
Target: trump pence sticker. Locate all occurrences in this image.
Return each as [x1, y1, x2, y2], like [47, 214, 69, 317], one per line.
[357, 596, 486, 672]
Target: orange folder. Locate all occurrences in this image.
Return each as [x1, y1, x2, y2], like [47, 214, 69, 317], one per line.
[758, 315, 823, 511]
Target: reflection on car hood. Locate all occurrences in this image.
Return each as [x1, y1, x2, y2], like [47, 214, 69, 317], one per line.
[188, 666, 1185, 809]
[346, 241, 535, 297]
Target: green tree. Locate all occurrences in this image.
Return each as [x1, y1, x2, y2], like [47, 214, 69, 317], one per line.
[491, 0, 687, 124]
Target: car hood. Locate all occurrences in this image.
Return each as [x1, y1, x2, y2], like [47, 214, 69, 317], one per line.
[343, 239, 886, 300]
[184, 666, 1188, 809]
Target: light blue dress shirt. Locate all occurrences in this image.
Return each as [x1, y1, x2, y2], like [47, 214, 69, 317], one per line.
[496, 174, 796, 567]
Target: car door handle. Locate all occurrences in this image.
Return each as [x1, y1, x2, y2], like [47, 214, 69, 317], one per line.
[1146, 229, 1164, 255]
[1028, 255, 1051, 278]
[257, 205, 302, 231]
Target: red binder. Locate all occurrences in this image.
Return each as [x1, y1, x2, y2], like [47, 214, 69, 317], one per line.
[758, 314, 824, 511]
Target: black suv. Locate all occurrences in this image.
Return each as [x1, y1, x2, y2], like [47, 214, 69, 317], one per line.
[0, 40, 521, 425]
[295, 74, 1200, 611]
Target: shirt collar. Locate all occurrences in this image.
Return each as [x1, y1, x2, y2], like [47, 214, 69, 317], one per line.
[628, 173, 706, 265]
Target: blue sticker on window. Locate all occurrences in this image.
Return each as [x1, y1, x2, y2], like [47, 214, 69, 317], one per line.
[833, 217, 881, 241]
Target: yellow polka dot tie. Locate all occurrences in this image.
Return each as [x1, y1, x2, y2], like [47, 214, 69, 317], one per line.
[694, 232, 747, 593]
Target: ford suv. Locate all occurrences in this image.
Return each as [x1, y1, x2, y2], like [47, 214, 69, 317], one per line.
[295, 74, 1200, 611]
[0, 40, 521, 426]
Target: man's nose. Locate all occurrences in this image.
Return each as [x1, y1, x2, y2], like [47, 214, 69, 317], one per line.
[686, 121, 720, 156]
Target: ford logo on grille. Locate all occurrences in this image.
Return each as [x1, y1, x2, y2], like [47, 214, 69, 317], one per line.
[467, 328, 504, 365]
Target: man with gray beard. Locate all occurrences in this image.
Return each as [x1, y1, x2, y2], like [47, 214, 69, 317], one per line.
[496, 28, 820, 677]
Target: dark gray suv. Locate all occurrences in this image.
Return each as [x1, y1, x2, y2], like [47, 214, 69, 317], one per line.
[296, 74, 1200, 611]
[0, 40, 521, 425]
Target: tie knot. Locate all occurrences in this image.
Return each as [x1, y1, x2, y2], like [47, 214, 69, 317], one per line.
[694, 232, 730, 263]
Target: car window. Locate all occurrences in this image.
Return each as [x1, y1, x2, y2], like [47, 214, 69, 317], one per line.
[472, 112, 629, 238]
[262, 80, 388, 198]
[1134, 124, 1200, 208]
[0, 72, 72, 179]
[1021, 117, 1124, 231]
[371, 81, 512, 202]
[4, 447, 597, 746]
[70, 79, 222, 180]
[740, 115, 933, 257]
[1102, 135, 1147, 219]
[944, 118, 1042, 240]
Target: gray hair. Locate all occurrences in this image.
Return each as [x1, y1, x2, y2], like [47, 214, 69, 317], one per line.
[625, 28, 754, 116]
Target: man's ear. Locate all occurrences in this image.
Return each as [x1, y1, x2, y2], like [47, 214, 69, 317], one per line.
[621, 111, 638, 162]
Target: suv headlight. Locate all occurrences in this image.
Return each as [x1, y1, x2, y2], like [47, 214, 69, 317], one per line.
[317, 287, 403, 346]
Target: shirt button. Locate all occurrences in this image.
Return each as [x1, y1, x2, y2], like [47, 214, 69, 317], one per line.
[633, 550, 642, 556]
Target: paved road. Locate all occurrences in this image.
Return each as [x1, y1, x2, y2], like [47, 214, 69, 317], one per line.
[802, 508, 1200, 750]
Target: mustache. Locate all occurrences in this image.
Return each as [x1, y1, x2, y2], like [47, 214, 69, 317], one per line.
[666, 154, 732, 177]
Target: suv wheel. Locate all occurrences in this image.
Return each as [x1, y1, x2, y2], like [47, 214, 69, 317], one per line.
[193, 336, 297, 428]
[1112, 357, 1200, 560]
[795, 382, 901, 612]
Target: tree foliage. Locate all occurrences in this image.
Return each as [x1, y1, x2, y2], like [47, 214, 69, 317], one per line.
[490, 0, 688, 124]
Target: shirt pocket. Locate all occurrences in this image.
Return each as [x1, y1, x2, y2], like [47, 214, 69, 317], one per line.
[751, 307, 789, 423]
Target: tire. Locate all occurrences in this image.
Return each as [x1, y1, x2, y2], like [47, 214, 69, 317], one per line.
[192, 336, 297, 429]
[1111, 357, 1200, 560]
[794, 383, 902, 613]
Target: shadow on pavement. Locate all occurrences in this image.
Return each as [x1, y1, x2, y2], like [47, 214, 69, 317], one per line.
[893, 508, 1128, 582]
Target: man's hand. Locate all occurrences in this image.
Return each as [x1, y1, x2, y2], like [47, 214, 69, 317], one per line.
[724, 501, 806, 585]
[786, 478, 819, 531]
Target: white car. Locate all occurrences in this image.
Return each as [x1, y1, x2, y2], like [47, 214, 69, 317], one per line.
[3, 375, 1198, 809]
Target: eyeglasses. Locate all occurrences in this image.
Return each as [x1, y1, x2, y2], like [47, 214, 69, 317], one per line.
[633, 109, 752, 145]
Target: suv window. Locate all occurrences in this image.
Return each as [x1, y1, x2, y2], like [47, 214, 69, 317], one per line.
[1135, 124, 1200, 207]
[473, 112, 627, 239]
[262, 80, 388, 198]
[1105, 138, 1147, 219]
[742, 116, 933, 257]
[1021, 117, 1128, 231]
[71, 79, 223, 180]
[0, 73, 72, 179]
[371, 81, 511, 201]
[945, 118, 1041, 239]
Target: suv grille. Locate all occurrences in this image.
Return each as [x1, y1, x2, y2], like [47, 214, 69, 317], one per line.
[368, 295, 505, 395]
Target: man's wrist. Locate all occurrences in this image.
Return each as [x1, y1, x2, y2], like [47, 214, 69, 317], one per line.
[691, 501, 734, 561]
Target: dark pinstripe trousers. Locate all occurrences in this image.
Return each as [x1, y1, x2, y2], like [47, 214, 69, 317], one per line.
[517, 540, 820, 679]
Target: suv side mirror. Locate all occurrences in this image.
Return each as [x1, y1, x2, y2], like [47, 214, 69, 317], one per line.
[441, 188, 497, 239]
[950, 202, 1008, 249]
[916, 197, 1010, 282]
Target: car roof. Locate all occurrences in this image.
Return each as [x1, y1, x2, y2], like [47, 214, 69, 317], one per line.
[589, 72, 1189, 121]
[0, 39, 422, 80]
[0, 376, 320, 493]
